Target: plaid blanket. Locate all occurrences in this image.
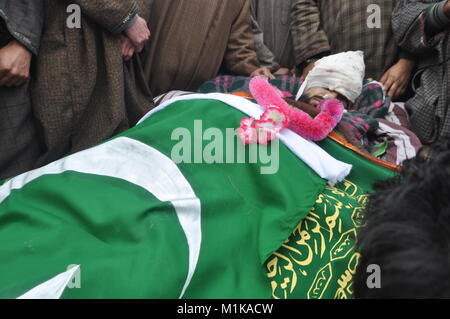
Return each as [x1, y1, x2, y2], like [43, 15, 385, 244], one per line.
[199, 76, 421, 164]
[199, 76, 384, 141]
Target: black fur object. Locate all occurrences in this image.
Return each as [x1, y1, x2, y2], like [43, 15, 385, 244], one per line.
[354, 139, 450, 299]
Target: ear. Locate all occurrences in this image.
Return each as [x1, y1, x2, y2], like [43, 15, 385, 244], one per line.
[249, 77, 292, 114]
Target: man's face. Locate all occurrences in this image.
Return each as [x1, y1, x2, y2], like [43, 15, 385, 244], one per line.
[304, 87, 350, 108]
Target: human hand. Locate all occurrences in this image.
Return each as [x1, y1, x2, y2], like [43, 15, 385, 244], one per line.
[121, 35, 135, 61]
[250, 67, 275, 79]
[124, 15, 151, 53]
[300, 59, 318, 80]
[444, 0, 450, 18]
[0, 40, 32, 87]
[274, 67, 291, 75]
[380, 58, 415, 100]
[290, 67, 297, 76]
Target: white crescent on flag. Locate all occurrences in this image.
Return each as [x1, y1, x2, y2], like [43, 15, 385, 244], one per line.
[0, 137, 202, 299]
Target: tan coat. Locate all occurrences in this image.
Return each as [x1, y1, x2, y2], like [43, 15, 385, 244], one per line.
[142, 0, 260, 96]
[32, 0, 154, 166]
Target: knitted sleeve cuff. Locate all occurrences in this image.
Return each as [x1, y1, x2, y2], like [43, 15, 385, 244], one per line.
[425, 0, 450, 34]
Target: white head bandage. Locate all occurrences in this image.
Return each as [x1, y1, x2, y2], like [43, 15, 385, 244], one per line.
[296, 51, 366, 103]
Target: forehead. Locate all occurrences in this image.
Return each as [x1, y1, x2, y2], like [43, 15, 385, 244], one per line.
[306, 87, 336, 94]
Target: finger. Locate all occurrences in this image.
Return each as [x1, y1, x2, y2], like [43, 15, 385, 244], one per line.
[266, 70, 275, 80]
[392, 83, 404, 98]
[6, 77, 21, 87]
[122, 48, 129, 60]
[290, 68, 296, 76]
[387, 82, 395, 97]
[257, 71, 266, 78]
[395, 77, 407, 88]
[1, 74, 18, 87]
[128, 48, 136, 60]
[11, 73, 27, 87]
[126, 46, 135, 60]
[0, 69, 8, 83]
[8, 71, 27, 87]
[122, 41, 131, 55]
[122, 46, 129, 58]
[134, 43, 144, 53]
[0, 72, 14, 86]
[263, 70, 273, 79]
[388, 82, 398, 97]
[391, 88, 399, 100]
[384, 77, 395, 93]
[126, 43, 134, 53]
[123, 49, 130, 60]
[379, 73, 388, 84]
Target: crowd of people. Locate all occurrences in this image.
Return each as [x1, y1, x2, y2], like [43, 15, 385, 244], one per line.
[2, 0, 450, 299]
[1, 0, 450, 180]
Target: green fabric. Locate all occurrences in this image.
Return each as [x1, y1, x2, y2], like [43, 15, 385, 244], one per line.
[0, 99, 326, 299]
[0, 173, 190, 299]
[0, 98, 396, 299]
[371, 137, 389, 158]
[425, 1, 450, 35]
[267, 181, 367, 299]
[267, 135, 396, 299]
[318, 138, 396, 193]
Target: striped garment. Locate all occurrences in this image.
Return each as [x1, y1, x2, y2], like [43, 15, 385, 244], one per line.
[392, 0, 450, 145]
[375, 103, 423, 165]
[251, 0, 296, 69]
[291, 0, 401, 80]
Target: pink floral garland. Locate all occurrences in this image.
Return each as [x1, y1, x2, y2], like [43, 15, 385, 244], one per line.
[238, 77, 345, 145]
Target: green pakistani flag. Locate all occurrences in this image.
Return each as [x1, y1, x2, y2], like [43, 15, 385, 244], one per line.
[0, 95, 394, 299]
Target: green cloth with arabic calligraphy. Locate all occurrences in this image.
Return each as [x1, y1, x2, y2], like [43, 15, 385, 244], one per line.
[267, 180, 367, 299]
[267, 132, 395, 299]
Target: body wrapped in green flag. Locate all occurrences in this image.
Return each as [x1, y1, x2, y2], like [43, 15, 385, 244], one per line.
[0, 95, 395, 299]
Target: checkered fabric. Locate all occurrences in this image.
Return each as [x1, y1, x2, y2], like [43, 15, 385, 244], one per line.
[392, 0, 450, 144]
[291, 0, 400, 80]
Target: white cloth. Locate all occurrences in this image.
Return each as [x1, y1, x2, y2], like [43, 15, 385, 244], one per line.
[138, 93, 352, 186]
[18, 266, 80, 299]
[7, 137, 202, 299]
[296, 51, 366, 103]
